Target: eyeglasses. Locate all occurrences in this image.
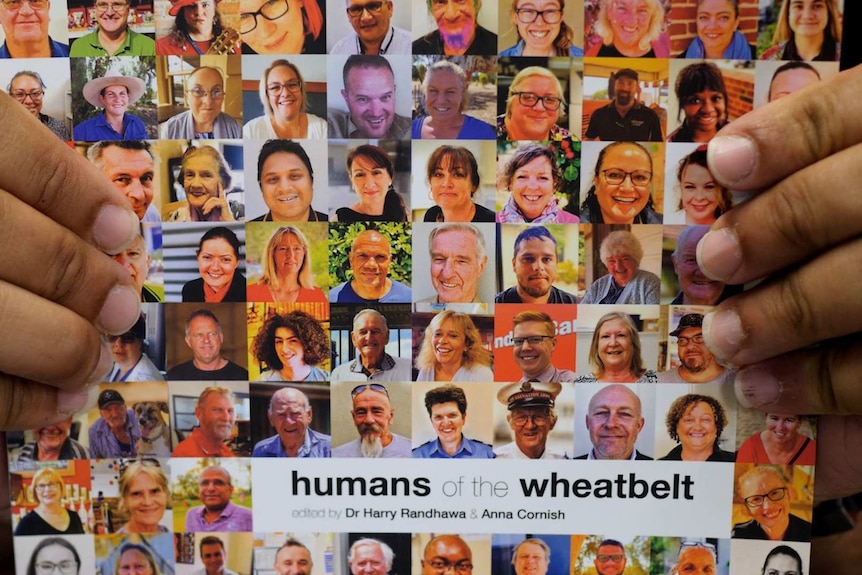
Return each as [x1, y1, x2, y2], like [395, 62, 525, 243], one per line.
[743, 487, 787, 508]
[346, 1, 385, 17]
[33, 481, 60, 491]
[512, 335, 553, 347]
[351, 383, 390, 398]
[596, 554, 625, 563]
[676, 334, 704, 347]
[35, 561, 78, 575]
[511, 412, 551, 426]
[512, 91, 563, 111]
[240, 0, 289, 34]
[678, 541, 716, 559]
[515, 8, 563, 24]
[426, 560, 473, 574]
[601, 169, 652, 186]
[188, 87, 225, 99]
[95, 2, 128, 11]
[10, 89, 43, 101]
[1, 0, 48, 9]
[107, 333, 139, 345]
[266, 80, 302, 95]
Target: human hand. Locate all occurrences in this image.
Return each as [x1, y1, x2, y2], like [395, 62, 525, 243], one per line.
[201, 193, 234, 221]
[695, 65, 862, 501]
[0, 92, 141, 430]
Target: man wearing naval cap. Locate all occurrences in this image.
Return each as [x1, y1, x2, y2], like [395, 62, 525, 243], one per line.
[494, 381, 567, 459]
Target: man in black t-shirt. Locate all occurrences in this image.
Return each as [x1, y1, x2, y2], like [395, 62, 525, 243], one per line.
[585, 68, 663, 142]
[166, 309, 248, 380]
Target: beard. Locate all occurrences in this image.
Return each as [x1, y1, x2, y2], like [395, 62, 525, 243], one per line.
[359, 423, 385, 458]
[519, 279, 551, 298]
[616, 90, 632, 105]
[681, 355, 707, 373]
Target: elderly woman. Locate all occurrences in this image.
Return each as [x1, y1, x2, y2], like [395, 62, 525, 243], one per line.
[576, 312, 657, 383]
[155, 0, 240, 55]
[761, 0, 841, 61]
[7, 71, 69, 140]
[182, 226, 246, 302]
[497, 66, 569, 141]
[26, 537, 82, 575]
[115, 542, 162, 575]
[251, 139, 327, 221]
[580, 141, 662, 223]
[252, 310, 330, 381]
[108, 313, 164, 381]
[586, 0, 670, 57]
[738, 413, 816, 465]
[416, 311, 493, 382]
[332, 144, 409, 222]
[240, 0, 324, 54]
[668, 63, 729, 143]
[424, 145, 495, 222]
[497, 143, 579, 223]
[500, 0, 584, 56]
[17, 419, 88, 462]
[15, 469, 85, 535]
[761, 546, 804, 575]
[168, 145, 238, 222]
[247, 226, 327, 302]
[680, 0, 755, 59]
[660, 394, 735, 462]
[161, 66, 241, 139]
[582, 230, 659, 304]
[243, 60, 327, 139]
[412, 60, 495, 140]
[116, 460, 170, 534]
[669, 146, 732, 225]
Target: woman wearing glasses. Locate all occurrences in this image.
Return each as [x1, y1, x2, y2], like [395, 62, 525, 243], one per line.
[107, 313, 164, 382]
[411, 60, 495, 140]
[243, 60, 327, 139]
[416, 311, 493, 382]
[160, 66, 241, 139]
[6, 71, 69, 140]
[497, 66, 569, 141]
[251, 310, 330, 381]
[15, 469, 85, 535]
[497, 142, 579, 223]
[240, 0, 324, 54]
[499, 0, 583, 56]
[25, 537, 82, 575]
[579, 141, 662, 224]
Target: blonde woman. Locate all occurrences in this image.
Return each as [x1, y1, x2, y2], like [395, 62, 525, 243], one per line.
[247, 226, 327, 302]
[416, 311, 493, 382]
[586, 0, 670, 57]
[243, 60, 327, 139]
[15, 468, 84, 536]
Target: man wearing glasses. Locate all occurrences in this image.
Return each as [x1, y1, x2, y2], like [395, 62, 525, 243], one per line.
[421, 535, 474, 575]
[70, 0, 155, 56]
[496, 226, 578, 304]
[333, 383, 411, 458]
[6, 70, 68, 139]
[494, 380, 566, 459]
[585, 68, 663, 142]
[657, 313, 734, 384]
[331, 0, 410, 55]
[0, 0, 68, 57]
[732, 466, 812, 542]
[593, 540, 627, 575]
[252, 387, 331, 458]
[161, 66, 241, 138]
[508, 311, 575, 383]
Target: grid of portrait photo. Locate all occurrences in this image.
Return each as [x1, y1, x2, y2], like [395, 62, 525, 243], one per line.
[1, 0, 842, 573]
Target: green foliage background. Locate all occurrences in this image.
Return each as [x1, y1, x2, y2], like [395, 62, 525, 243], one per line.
[328, 222, 413, 288]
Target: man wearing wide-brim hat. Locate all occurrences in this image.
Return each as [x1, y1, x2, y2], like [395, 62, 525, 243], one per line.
[73, 70, 148, 142]
[494, 381, 567, 459]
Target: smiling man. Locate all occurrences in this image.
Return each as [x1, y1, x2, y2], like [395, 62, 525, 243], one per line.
[70, 0, 155, 56]
[89, 389, 141, 459]
[413, 385, 494, 458]
[273, 539, 313, 575]
[0, 0, 69, 57]
[173, 386, 238, 457]
[413, 0, 497, 55]
[419, 223, 488, 304]
[582, 230, 659, 305]
[195, 536, 239, 575]
[496, 226, 577, 304]
[332, 0, 411, 55]
[88, 141, 160, 222]
[732, 466, 811, 542]
[421, 535, 473, 575]
[73, 71, 148, 141]
[585, 68, 662, 141]
[331, 309, 412, 381]
[576, 384, 651, 460]
[511, 538, 551, 575]
[657, 313, 734, 384]
[593, 540, 627, 575]
[328, 55, 410, 138]
[509, 311, 575, 383]
[167, 309, 248, 380]
[185, 465, 253, 532]
[253, 387, 331, 457]
[333, 383, 411, 458]
[495, 381, 565, 459]
[331, 230, 412, 303]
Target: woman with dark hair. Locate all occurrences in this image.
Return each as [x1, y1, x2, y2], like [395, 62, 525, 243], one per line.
[738, 413, 816, 465]
[576, 312, 657, 383]
[424, 145, 495, 222]
[240, 0, 325, 54]
[680, 0, 756, 59]
[761, 0, 841, 61]
[668, 63, 729, 143]
[246, 226, 327, 303]
[332, 144, 409, 222]
[26, 537, 81, 575]
[669, 146, 733, 225]
[182, 226, 246, 302]
[580, 141, 662, 223]
[660, 394, 736, 462]
[499, 0, 583, 56]
[252, 310, 330, 381]
[155, 0, 240, 55]
[168, 146, 239, 222]
[761, 545, 804, 575]
[497, 142, 579, 223]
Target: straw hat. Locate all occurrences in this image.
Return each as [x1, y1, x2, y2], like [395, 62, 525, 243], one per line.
[82, 70, 145, 108]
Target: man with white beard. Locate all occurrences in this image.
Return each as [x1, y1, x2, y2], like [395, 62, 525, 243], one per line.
[333, 384, 411, 457]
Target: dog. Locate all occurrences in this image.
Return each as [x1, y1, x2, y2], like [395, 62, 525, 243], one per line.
[133, 401, 182, 457]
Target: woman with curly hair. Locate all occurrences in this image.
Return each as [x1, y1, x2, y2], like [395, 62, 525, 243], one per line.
[253, 310, 330, 381]
[416, 310, 493, 382]
[660, 394, 735, 462]
[156, 0, 240, 55]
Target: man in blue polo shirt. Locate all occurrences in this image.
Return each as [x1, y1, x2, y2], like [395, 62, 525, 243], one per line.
[73, 70, 148, 141]
[0, 0, 69, 57]
[585, 68, 663, 142]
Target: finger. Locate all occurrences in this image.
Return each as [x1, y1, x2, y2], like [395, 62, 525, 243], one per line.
[0, 280, 115, 389]
[707, 65, 862, 190]
[811, 517, 862, 570]
[0, 189, 140, 332]
[702, 234, 862, 366]
[0, 379, 99, 431]
[697, 142, 862, 284]
[812, 415, 862, 502]
[0, 92, 138, 254]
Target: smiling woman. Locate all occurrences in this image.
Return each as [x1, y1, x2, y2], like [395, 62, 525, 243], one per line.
[580, 141, 662, 224]
[499, 0, 583, 56]
[416, 310, 493, 382]
[240, 0, 324, 54]
[581, 229, 659, 305]
[168, 145, 238, 221]
[668, 62, 729, 143]
[117, 460, 170, 534]
[182, 226, 247, 302]
[243, 60, 327, 139]
[412, 60, 495, 140]
[251, 310, 330, 381]
[156, 0, 240, 55]
[332, 144, 409, 222]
